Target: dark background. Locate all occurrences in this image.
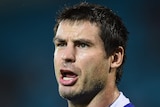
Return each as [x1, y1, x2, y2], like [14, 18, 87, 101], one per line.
[0, 0, 160, 107]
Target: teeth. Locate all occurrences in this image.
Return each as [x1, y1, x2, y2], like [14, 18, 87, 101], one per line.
[63, 77, 74, 80]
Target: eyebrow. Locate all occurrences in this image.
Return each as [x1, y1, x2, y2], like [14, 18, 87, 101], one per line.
[53, 36, 94, 46]
[73, 39, 93, 45]
[53, 37, 65, 43]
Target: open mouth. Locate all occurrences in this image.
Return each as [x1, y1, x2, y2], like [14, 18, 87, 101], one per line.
[60, 70, 78, 86]
[62, 71, 77, 80]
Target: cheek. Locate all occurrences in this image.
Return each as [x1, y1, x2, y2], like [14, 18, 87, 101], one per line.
[54, 50, 62, 65]
[54, 51, 61, 75]
[54, 52, 58, 68]
[77, 53, 93, 69]
[78, 52, 108, 78]
[78, 53, 102, 75]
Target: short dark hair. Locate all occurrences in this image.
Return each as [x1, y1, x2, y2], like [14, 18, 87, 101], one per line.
[54, 2, 129, 84]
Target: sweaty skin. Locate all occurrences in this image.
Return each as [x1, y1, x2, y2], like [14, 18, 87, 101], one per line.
[54, 20, 122, 107]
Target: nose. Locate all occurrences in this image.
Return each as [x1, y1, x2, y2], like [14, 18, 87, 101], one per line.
[61, 45, 76, 63]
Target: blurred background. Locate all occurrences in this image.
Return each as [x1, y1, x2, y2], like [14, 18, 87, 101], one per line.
[0, 0, 160, 107]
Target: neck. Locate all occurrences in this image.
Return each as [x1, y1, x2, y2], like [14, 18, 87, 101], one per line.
[68, 86, 120, 107]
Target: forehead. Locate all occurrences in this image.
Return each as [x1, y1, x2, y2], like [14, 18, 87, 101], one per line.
[55, 20, 101, 40]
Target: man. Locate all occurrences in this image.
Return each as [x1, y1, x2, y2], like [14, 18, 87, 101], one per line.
[53, 2, 134, 107]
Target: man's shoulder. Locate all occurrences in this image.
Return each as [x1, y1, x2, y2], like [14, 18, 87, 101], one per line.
[110, 92, 134, 107]
[124, 103, 135, 107]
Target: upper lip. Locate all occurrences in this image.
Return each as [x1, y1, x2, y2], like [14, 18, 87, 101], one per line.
[60, 68, 78, 77]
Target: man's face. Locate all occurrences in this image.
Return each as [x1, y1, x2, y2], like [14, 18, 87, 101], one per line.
[54, 21, 111, 101]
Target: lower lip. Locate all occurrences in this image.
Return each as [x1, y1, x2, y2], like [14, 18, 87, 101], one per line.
[59, 76, 78, 86]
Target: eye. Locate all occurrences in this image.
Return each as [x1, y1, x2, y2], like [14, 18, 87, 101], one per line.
[55, 42, 66, 47]
[76, 43, 89, 48]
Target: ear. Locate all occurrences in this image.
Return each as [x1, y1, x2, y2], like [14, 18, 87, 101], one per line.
[110, 46, 124, 68]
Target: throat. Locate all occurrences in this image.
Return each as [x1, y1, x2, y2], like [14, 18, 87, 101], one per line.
[68, 87, 120, 107]
[68, 86, 104, 107]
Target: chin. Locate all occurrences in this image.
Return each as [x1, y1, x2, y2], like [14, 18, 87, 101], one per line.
[59, 86, 73, 97]
[59, 87, 81, 101]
